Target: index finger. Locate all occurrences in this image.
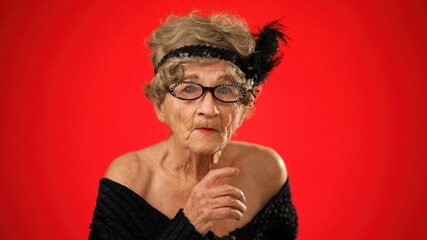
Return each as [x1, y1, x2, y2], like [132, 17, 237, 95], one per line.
[200, 167, 239, 187]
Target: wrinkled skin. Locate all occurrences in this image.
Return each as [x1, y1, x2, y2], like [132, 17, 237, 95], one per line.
[155, 61, 246, 156]
[153, 61, 250, 235]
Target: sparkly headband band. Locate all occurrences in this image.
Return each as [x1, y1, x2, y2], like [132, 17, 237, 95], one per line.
[154, 45, 248, 76]
[154, 20, 287, 87]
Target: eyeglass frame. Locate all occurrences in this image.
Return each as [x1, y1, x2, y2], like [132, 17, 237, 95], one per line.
[168, 81, 249, 103]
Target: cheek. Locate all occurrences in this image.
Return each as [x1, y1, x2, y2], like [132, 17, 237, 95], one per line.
[165, 105, 194, 135]
[223, 105, 245, 135]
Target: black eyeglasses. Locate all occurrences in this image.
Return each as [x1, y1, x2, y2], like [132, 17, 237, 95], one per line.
[168, 82, 247, 103]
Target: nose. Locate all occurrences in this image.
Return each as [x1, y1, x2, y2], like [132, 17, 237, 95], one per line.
[197, 91, 219, 117]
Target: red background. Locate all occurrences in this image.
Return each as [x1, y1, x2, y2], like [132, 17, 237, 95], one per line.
[1, 0, 426, 239]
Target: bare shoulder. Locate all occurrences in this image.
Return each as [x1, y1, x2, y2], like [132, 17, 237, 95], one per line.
[226, 141, 288, 196]
[104, 150, 152, 196]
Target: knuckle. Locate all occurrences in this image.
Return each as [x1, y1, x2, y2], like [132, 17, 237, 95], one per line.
[208, 169, 218, 177]
[200, 209, 210, 220]
[228, 208, 234, 215]
[225, 185, 233, 192]
[194, 190, 205, 199]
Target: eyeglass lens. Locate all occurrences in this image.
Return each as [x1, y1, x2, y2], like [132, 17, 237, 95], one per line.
[171, 82, 244, 102]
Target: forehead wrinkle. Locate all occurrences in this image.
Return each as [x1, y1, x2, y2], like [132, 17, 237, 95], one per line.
[182, 73, 235, 86]
[183, 64, 233, 84]
[216, 74, 235, 84]
[182, 74, 199, 82]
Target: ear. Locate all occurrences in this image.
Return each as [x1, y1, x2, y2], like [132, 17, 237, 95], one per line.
[154, 101, 166, 123]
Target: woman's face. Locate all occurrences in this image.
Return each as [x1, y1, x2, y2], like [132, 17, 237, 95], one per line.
[155, 61, 246, 155]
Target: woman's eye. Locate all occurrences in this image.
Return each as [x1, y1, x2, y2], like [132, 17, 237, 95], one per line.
[183, 86, 195, 94]
[218, 87, 232, 95]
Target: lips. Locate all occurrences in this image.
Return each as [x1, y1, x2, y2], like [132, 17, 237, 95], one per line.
[194, 122, 221, 135]
[197, 128, 217, 135]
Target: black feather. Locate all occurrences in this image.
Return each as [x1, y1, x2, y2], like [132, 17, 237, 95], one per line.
[247, 20, 288, 86]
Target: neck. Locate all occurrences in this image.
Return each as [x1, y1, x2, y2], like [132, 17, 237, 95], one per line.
[161, 136, 221, 183]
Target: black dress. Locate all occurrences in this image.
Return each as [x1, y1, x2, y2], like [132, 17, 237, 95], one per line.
[89, 178, 298, 240]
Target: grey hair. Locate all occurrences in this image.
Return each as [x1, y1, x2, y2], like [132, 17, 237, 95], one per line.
[145, 12, 256, 105]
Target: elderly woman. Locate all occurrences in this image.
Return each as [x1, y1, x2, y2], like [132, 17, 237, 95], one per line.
[89, 12, 298, 240]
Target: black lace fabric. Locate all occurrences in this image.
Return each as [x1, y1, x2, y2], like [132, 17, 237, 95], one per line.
[228, 178, 298, 239]
[89, 178, 298, 240]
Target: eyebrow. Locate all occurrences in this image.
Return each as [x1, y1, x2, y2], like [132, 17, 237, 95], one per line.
[182, 74, 235, 83]
[182, 74, 199, 81]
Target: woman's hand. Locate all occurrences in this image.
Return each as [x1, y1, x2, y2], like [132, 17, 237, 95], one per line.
[183, 167, 247, 235]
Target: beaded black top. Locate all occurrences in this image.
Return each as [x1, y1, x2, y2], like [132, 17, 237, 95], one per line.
[89, 178, 298, 240]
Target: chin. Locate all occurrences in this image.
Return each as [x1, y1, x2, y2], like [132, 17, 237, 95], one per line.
[188, 141, 223, 155]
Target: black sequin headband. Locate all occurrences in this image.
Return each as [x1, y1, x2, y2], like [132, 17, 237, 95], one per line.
[155, 45, 248, 76]
[154, 20, 287, 87]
